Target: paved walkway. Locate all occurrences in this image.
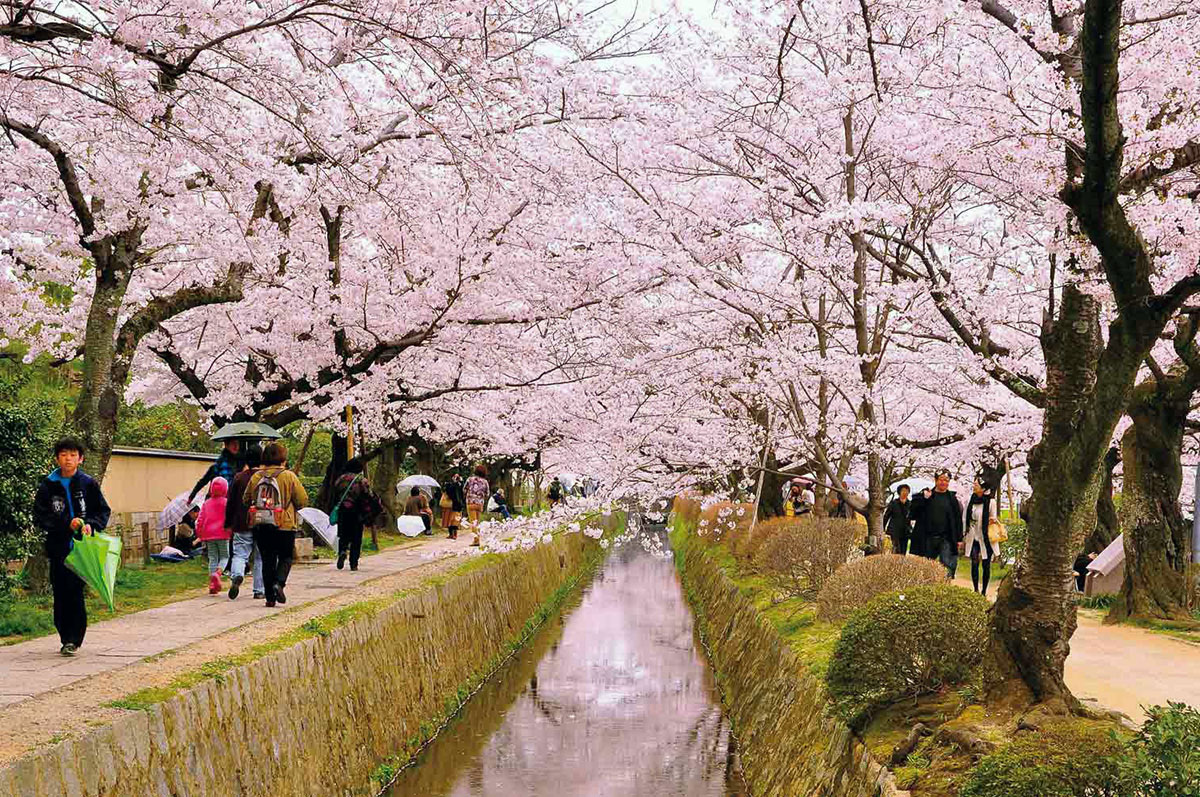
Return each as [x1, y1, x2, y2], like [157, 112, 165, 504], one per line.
[0, 536, 466, 708]
[952, 576, 1200, 723]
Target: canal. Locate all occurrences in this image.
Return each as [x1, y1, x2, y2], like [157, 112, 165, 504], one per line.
[384, 533, 748, 796]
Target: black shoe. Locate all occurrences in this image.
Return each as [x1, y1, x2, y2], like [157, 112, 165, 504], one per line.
[253, 591, 265, 599]
[228, 574, 243, 600]
[337, 552, 346, 570]
[275, 586, 287, 605]
[60, 643, 77, 657]
[265, 600, 276, 608]
[350, 565, 358, 572]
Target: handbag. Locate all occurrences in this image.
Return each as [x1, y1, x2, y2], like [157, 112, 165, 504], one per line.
[988, 517, 1008, 543]
[329, 474, 360, 525]
[439, 493, 453, 510]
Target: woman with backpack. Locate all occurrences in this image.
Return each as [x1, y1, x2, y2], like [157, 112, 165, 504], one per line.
[242, 442, 308, 607]
[331, 459, 383, 571]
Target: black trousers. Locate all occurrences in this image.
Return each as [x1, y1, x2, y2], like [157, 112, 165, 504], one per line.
[253, 525, 295, 601]
[889, 532, 909, 556]
[50, 556, 87, 647]
[337, 517, 364, 568]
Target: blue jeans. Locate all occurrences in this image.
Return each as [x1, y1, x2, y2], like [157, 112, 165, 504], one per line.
[205, 539, 230, 576]
[230, 531, 263, 593]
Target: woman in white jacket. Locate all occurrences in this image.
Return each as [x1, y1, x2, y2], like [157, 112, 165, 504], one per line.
[960, 478, 998, 596]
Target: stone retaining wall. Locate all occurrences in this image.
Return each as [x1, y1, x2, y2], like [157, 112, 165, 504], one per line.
[675, 536, 896, 797]
[1, 533, 596, 797]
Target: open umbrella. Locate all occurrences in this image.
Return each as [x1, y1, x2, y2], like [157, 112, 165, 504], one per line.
[889, 477, 935, 497]
[397, 474, 439, 498]
[159, 490, 204, 532]
[299, 507, 338, 549]
[65, 532, 122, 611]
[211, 422, 282, 442]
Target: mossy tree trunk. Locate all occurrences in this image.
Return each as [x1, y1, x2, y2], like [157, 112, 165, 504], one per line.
[1088, 446, 1121, 556]
[1108, 327, 1200, 623]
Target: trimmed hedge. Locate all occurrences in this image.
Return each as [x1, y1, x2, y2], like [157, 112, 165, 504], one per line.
[825, 584, 988, 726]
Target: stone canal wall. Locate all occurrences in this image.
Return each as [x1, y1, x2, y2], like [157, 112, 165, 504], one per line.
[675, 537, 896, 797]
[1, 533, 597, 797]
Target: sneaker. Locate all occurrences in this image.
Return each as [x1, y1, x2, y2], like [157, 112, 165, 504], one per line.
[228, 574, 243, 601]
[337, 552, 346, 570]
[253, 591, 265, 599]
[275, 586, 287, 605]
[60, 643, 77, 656]
[208, 571, 221, 595]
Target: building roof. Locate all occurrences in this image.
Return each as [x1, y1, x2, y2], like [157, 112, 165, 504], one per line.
[111, 446, 218, 462]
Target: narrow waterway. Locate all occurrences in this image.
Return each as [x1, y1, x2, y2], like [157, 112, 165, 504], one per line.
[384, 534, 748, 796]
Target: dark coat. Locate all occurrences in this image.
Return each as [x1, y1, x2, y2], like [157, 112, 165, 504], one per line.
[445, 479, 465, 512]
[910, 489, 964, 547]
[189, 450, 241, 502]
[883, 498, 912, 539]
[33, 469, 112, 560]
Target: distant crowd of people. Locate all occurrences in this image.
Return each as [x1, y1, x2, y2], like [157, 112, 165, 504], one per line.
[31, 433, 518, 657]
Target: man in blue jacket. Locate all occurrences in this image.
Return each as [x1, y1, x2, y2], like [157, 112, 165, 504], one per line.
[32, 437, 112, 656]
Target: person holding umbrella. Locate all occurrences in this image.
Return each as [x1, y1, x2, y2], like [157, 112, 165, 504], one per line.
[188, 439, 242, 503]
[32, 437, 112, 656]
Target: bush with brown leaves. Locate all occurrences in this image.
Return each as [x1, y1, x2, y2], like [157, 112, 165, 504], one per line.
[753, 517, 861, 597]
[816, 553, 947, 621]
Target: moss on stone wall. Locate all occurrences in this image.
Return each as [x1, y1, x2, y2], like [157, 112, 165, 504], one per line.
[673, 529, 896, 797]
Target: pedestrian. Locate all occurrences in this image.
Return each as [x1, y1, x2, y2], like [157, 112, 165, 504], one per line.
[548, 477, 564, 506]
[960, 478, 998, 595]
[828, 492, 854, 519]
[1073, 550, 1097, 592]
[490, 488, 512, 520]
[170, 506, 202, 555]
[188, 439, 242, 502]
[884, 484, 913, 555]
[194, 477, 231, 594]
[464, 465, 490, 547]
[225, 448, 265, 600]
[32, 437, 111, 656]
[444, 472, 465, 540]
[404, 485, 433, 537]
[783, 482, 813, 517]
[910, 469, 964, 579]
[332, 460, 384, 571]
[243, 442, 308, 607]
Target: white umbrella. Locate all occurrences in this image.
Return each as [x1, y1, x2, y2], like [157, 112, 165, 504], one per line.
[158, 490, 204, 532]
[557, 473, 578, 491]
[299, 508, 338, 548]
[397, 474, 439, 496]
[396, 515, 426, 537]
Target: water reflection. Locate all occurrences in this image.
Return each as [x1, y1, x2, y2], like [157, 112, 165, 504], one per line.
[385, 538, 747, 796]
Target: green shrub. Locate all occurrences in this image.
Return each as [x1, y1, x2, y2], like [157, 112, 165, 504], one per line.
[754, 517, 860, 598]
[1117, 702, 1200, 796]
[825, 584, 988, 725]
[816, 553, 946, 621]
[961, 719, 1127, 797]
[996, 518, 1027, 566]
[1078, 592, 1119, 610]
[0, 398, 60, 595]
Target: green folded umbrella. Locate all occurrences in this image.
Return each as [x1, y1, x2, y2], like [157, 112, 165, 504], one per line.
[65, 532, 123, 611]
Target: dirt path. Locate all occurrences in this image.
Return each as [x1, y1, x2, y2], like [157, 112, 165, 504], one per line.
[0, 536, 471, 766]
[951, 576, 1200, 723]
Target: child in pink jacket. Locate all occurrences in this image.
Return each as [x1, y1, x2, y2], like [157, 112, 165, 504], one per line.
[195, 477, 231, 594]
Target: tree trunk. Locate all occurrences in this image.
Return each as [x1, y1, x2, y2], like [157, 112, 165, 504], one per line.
[371, 441, 404, 537]
[72, 246, 135, 483]
[1109, 383, 1193, 622]
[985, 286, 1108, 712]
[865, 452, 885, 553]
[1088, 446, 1121, 556]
